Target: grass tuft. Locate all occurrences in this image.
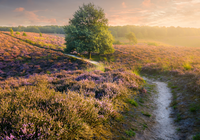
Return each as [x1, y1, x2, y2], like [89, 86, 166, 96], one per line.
[125, 130, 136, 137]
[128, 99, 138, 107]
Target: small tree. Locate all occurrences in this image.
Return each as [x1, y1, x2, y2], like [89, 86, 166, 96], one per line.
[23, 32, 27, 36]
[40, 33, 42, 37]
[126, 32, 137, 44]
[16, 31, 20, 35]
[64, 3, 114, 59]
[10, 28, 13, 35]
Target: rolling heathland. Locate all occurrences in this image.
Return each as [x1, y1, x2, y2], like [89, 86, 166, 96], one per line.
[0, 32, 149, 139]
[1, 31, 200, 138]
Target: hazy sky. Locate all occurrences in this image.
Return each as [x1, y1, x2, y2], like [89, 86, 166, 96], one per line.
[0, 0, 200, 27]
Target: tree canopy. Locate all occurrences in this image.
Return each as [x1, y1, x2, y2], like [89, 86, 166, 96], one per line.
[126, 32, 137, 44]
[64, 3, 114, 59]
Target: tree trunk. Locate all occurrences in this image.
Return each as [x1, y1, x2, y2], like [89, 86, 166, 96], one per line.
[88, 51, 91, 59]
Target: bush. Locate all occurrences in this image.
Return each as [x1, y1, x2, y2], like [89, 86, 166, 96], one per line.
[40, 33, 42, 37]
[183, 63, 192, 70]
[16, 31, 20, 35]
[10, 28, 13, 35]
[23, 32, 27, 36]
[147, 42, 158, 46]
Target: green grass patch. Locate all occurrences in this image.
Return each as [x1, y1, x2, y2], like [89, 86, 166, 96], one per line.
[193, 133, 200, 140]
[141, 111, 151, 117]
[138, 98, 144, 103]
[125, 130, 136, 137]
[128, 99, 138, 107]
[175, 114, 182, 122]
[171, 86, 178, 89]
[190, 103, 200, 113]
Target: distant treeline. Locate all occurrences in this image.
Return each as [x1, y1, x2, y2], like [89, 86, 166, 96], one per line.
[1, 25, 200, 38]
[109, 26, 200, 38]
[0, 26, 65, 34]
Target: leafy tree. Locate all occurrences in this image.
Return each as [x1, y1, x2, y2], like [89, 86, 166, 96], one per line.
[16, 31, 20, 35]
[10, 28, 13, 35]
[64, 3, 114, 59]
[23, 32, 27, 36]
[40, 33, 42, 37]
[126, 32, 137, 44]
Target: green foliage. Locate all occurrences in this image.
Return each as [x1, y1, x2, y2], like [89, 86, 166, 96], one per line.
[40, 33, 42, 37]
[183, 63, 192, 70]
[190, 103, 200, 113]
[16, 31, 20, 35]
[10, 28, 13, 35]
[125, 130, 136, 137]
[25, 39, 35, 45]
[23, 32, 27, 36]
[128, 99, 138, 107]
[141, 111, 151, 117]
[193, 133, 200, 140]
[126, 32, 137, 44]
[64, 3, 114, 59]
[147, 42, 158, 46]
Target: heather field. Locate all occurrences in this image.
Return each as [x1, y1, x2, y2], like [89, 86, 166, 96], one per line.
[1, 31, 200, 139]
[4, 31, 65, 51]
[115, 36, 200, 48]
[0, 32, 151, 139]
[0, 33, 91, 80]
[105, 44, 200, 135]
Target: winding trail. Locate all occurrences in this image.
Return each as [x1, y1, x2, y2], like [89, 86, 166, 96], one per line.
[64, 54, 99, 65]
[142, 77, 179, 140]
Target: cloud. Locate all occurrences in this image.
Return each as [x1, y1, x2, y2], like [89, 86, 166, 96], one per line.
[142, 0, 152, 7]
[122, 2, 127, 8]
[14, 9, 57, 25]
[48, 18, 57, 24]
[14, 7, 24, 12]
[25, 11, 39, 21]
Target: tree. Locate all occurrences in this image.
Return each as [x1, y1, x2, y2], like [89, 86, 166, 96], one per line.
[10, 28, 13, 35]
[23, 32, 27, 36]
[64, 3, 114, 59]
[126, 32, 137, 44]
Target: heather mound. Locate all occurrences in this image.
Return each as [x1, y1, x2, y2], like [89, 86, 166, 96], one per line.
[0, 33, 91, 80]
[0, 69, 145, 139]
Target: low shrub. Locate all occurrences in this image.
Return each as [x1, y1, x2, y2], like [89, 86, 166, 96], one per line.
[23, 32, 27, 36]
[147, 42, 158, 46]
[183, 63, 192, 70]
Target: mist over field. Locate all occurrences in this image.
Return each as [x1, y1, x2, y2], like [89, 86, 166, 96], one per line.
[0, 0, 200, 139]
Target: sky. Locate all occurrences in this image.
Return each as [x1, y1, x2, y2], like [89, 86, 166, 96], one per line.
[0, 0, 200, 28]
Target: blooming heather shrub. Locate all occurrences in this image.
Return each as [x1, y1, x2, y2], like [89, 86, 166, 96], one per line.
[0, 77, 114, 139]
[0, 33, 91, 80]
[5, 31, 66, 51]
[0, 69, 145, 139]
